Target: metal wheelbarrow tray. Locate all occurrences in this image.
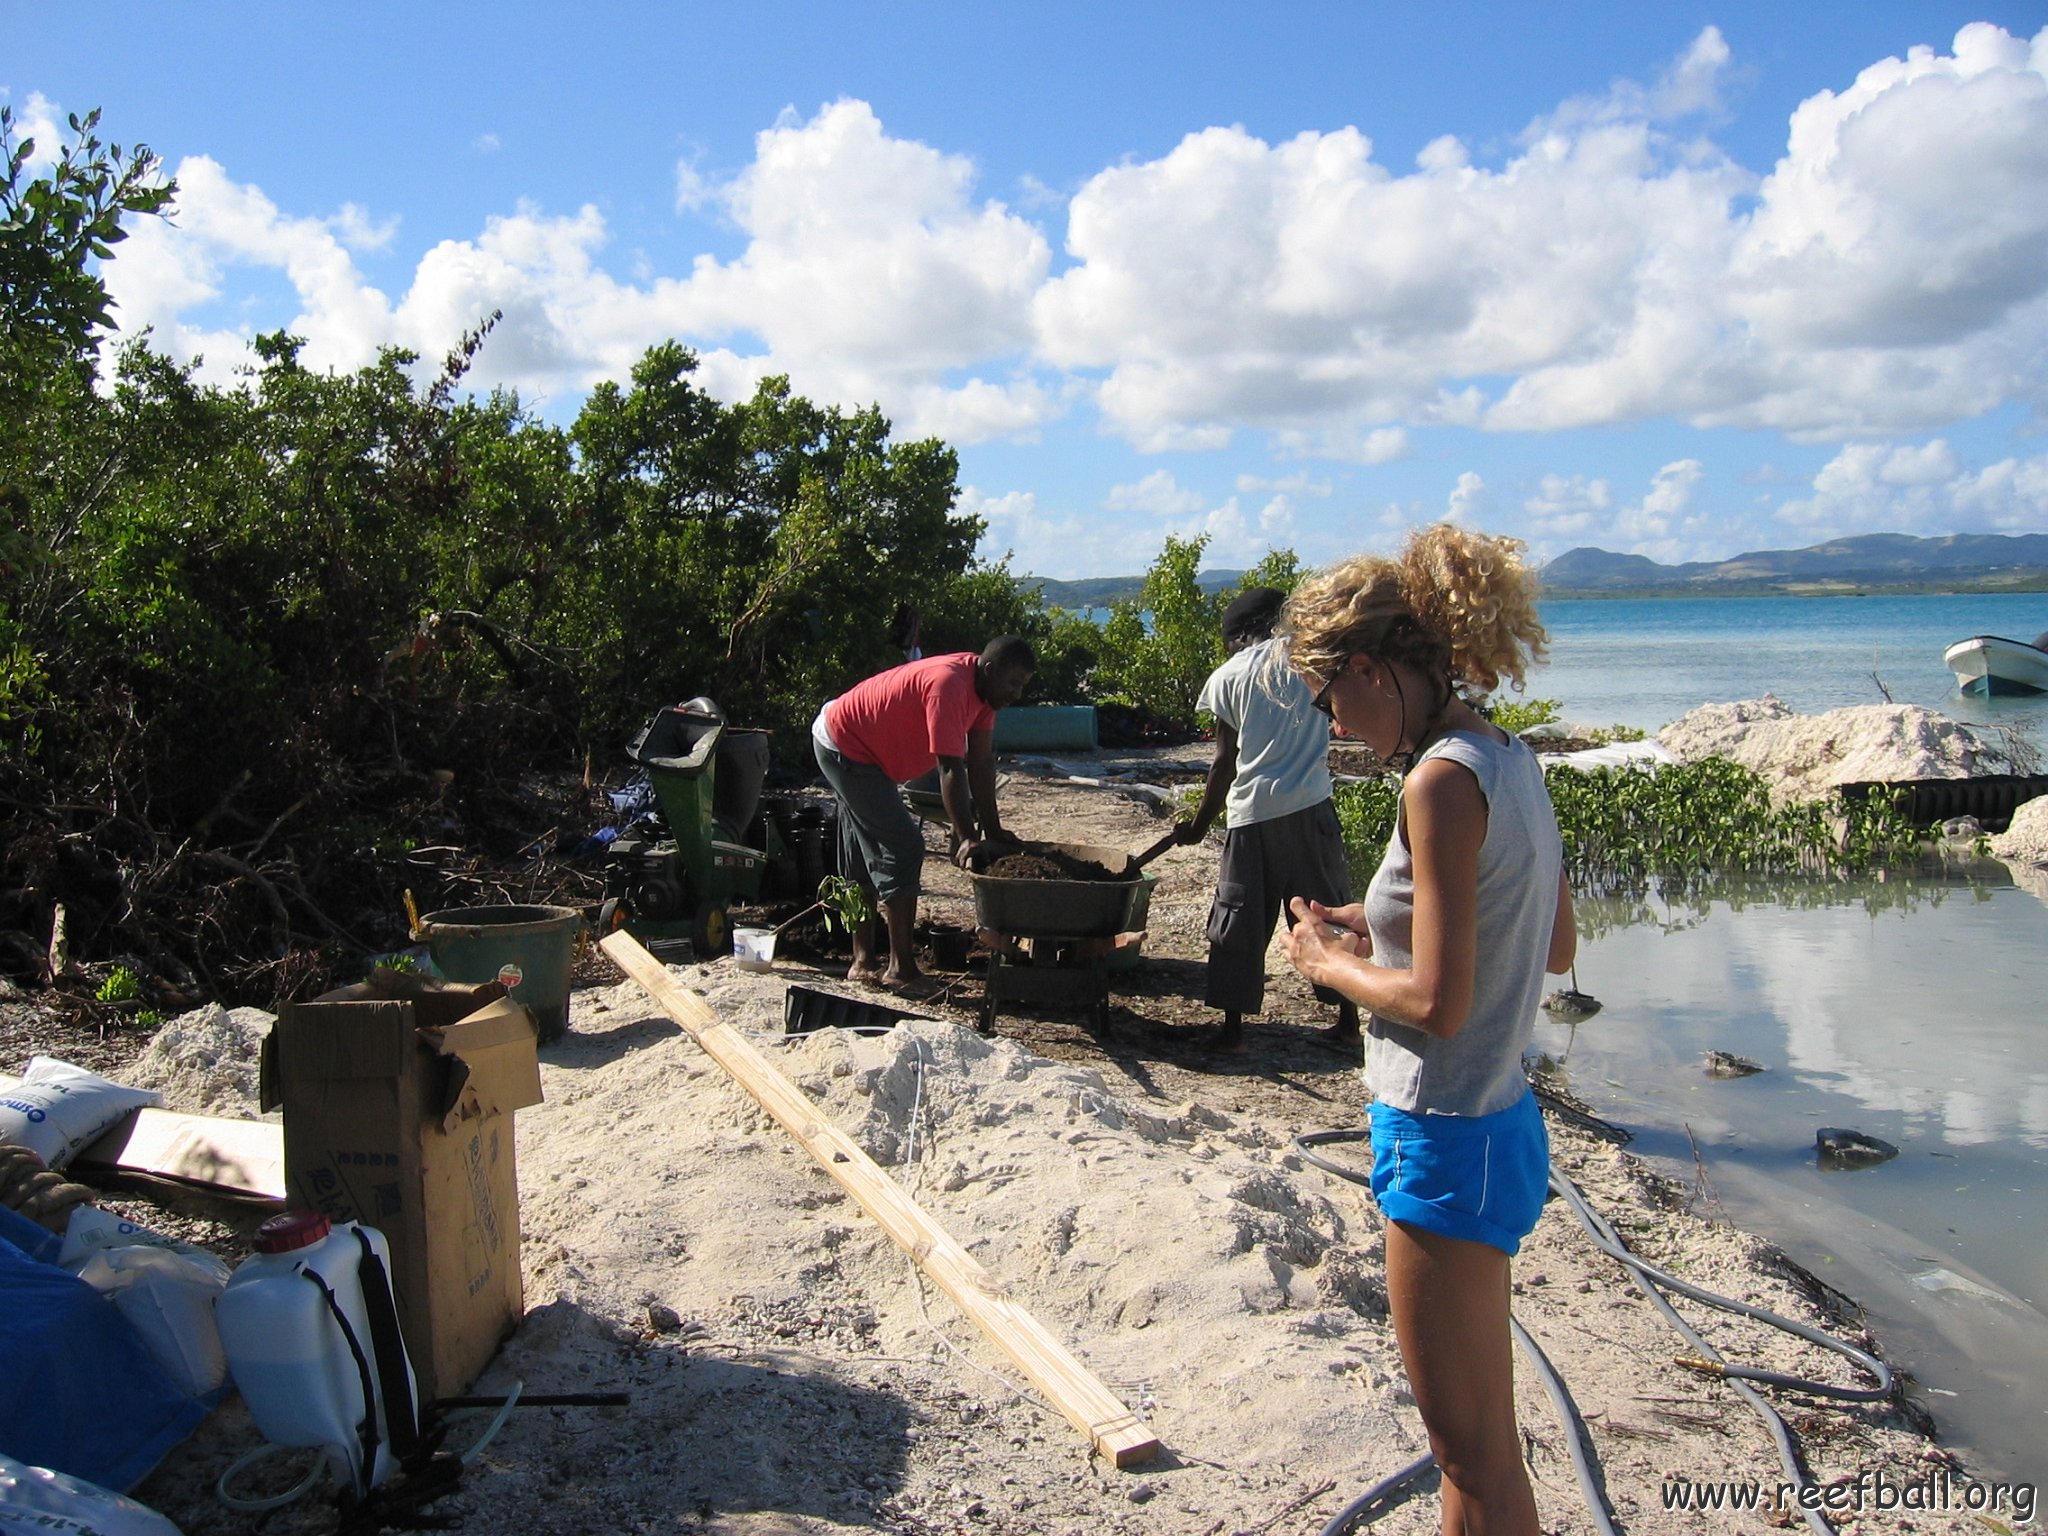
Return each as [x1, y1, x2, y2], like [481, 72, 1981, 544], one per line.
[968, 842, 1143, 939]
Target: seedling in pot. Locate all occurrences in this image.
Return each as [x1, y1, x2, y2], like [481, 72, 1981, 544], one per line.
[770, 874, 876, 938]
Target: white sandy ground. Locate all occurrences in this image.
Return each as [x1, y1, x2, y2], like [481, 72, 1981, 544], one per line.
[110, 763, 2018, 1536]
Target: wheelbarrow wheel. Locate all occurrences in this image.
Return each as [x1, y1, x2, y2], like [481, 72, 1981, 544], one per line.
[692, 899, 731, 959]
[597, 897, 630, 936]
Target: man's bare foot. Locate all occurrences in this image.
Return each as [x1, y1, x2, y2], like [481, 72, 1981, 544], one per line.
[846, 963, 885, 983]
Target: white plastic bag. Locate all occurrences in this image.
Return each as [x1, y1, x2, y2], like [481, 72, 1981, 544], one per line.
[58, 1205, 217, 1271]
[0, 1058, 160, 1169]
[0, 1452, 184, 1536]
[74, 1243, 233, 1399]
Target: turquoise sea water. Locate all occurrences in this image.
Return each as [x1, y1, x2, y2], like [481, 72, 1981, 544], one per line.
[1530, 590, 2048, 734]
[1520, 592, 2048, 1486]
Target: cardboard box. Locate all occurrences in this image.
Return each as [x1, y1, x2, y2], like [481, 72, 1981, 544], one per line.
[261, 976, 543, 1402]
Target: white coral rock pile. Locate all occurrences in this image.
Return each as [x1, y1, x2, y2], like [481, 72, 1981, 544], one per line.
[1990, 795, 2048, 866]
[1658, 697, 2028, 804]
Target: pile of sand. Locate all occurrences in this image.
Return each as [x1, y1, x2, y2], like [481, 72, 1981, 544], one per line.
[517, 973, 1407, 1486]
[1658, 697, 2029, 802]
[120, 1003, 278, 1120]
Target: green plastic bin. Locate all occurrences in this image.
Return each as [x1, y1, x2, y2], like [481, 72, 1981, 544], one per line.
[415, 903, 582, 1044]
[992, 705, 1099, 751]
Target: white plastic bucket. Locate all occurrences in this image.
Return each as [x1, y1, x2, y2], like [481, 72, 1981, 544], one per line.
[213, 1213, 418, 1496]
[733, 927, 776, 972]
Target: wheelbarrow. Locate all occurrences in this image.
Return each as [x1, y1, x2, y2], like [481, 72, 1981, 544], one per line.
[967, 838, 1168, 1033]
[599, 700, 783, 957]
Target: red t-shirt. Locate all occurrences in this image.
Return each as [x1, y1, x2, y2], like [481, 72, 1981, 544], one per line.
[825, 653, 994, 784]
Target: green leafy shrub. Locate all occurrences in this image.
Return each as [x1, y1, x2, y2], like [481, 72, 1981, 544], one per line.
[95, 965, 141, 1003]
[1335, 756, 1926, 900]
[1091, 535, 1222, 726]
[1545, 758, 1925, 889]
[2, 116, 1039, 995]
[1332, 775, 1401, 889]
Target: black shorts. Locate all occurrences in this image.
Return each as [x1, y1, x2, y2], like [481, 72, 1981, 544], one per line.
[1203, 799, 1353, 1015]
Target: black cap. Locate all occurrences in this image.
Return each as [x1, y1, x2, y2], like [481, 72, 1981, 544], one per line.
[1221, 587, 1286, 645]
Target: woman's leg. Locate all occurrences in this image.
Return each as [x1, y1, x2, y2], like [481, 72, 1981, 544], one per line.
[1384, 1218, 1539, 1536]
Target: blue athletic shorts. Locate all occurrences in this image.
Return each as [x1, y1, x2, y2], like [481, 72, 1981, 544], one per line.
[1368, 1090, 1549, 1255]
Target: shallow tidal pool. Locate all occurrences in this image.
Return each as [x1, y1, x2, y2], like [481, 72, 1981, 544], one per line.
[1530, 871, 2048, 1487]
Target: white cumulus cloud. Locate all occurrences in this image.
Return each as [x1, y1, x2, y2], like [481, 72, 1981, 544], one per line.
[1105, 470, 1208, 518]
[103, 154, 397, 379]
[97, 99, 1060, 438]
[1038, 24, 2048, 451]
[1777, 440, 2048, 537]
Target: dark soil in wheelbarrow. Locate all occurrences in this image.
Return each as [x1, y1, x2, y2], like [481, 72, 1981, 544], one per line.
[982, 849, 1122, 881]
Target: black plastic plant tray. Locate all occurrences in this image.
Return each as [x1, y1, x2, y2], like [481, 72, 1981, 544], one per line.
[782, 984, 934, 1034]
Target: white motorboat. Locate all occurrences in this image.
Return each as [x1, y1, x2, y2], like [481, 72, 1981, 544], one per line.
[1944, 632, 2048, 696]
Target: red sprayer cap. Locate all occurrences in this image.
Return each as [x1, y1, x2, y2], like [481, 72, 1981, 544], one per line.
[253, 1210, 333, 1254]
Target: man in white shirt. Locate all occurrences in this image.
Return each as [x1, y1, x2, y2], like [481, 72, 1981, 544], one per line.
[1176, 588, 1360, 1053]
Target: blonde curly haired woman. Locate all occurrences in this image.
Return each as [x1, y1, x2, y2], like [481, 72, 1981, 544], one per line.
[1280, 524, 1575, 1536]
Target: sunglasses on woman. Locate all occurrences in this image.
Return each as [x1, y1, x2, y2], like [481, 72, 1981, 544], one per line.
[1310, 670, 1339, 717]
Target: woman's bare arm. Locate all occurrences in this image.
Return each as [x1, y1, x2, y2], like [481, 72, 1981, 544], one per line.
[1546, 869, 1577, 975]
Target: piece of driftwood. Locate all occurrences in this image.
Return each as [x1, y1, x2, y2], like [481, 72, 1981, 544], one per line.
[600, 930, 1160, 1467]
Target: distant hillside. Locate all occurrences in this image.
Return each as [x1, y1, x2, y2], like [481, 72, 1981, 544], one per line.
[1023, 570, 1247, 609]
[1020, 533, 2048, 607]
[1540, 533, 2048, 596]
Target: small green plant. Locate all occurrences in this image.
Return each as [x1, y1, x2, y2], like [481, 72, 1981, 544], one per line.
[95, 965, 142, 1004]
[1484, 696, 1562, 734]
[1587, 723, 1647, 745]
[372, 952, 422, 978]
[134, 1009, 165, 1028]
[816, 874, 875, 935]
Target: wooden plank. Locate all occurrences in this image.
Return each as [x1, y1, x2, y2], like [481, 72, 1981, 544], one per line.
[600, 931, 1160, 1467]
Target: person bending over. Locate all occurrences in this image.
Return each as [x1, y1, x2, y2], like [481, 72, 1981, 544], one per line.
[1279, 524, 1576, 1536]
[1178, 586, 1359, 1054]
[812, 637, 1034, 991]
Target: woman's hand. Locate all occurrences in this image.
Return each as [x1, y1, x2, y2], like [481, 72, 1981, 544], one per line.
[1308, 899, 1370, 939]
[1283, 896, 1367, 987]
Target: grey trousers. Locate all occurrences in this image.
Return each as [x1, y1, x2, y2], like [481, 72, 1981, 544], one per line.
[813, 740, 925, 902]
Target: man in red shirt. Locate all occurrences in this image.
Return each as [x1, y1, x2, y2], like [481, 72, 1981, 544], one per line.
[811, 637, 1035, 990]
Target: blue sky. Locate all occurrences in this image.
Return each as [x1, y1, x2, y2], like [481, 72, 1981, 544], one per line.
[9, 2, 2048, 579]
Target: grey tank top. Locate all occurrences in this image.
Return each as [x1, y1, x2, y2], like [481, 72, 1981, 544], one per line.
[1362, 728, 1562, 1116]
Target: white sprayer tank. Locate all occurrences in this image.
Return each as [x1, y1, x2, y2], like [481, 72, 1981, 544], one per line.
[214, 1211, 418, 1495]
